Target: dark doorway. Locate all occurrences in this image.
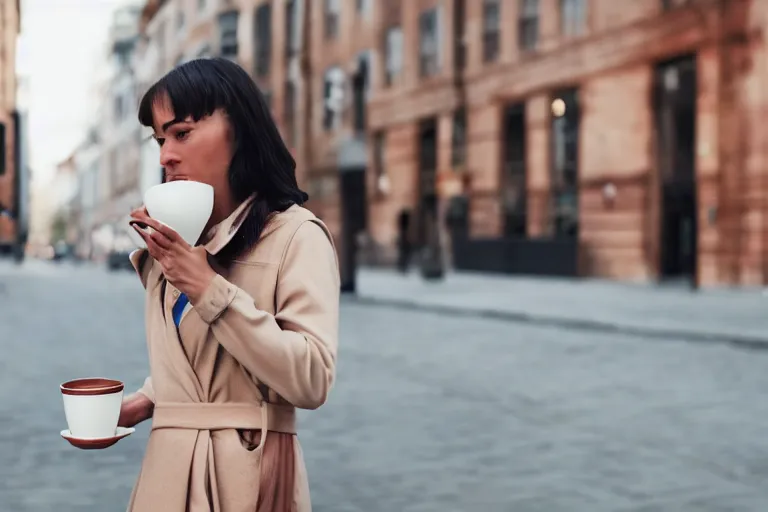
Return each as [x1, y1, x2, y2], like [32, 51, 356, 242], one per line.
[654, 55, 697, 282]
[339, 168, 367, 293]
[550, 88, 580, 238]
[416, 118, 439, 249]
[351, 53, 369, 133]
[502, 103, 527, 237]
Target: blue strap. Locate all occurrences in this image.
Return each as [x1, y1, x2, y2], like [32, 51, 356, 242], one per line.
[172, 293, 189, 327]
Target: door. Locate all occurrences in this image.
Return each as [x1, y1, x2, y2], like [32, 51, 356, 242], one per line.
[339, 168, 367, 292]
[654, 55, 697, 281]
[502, 103, 527, 237]
[416, 118, 438, 249]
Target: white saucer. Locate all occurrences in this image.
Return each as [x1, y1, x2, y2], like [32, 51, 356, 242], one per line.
[61, 427, 135, 450]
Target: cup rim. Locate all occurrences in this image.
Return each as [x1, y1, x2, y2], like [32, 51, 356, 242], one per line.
[144, 180, 213, 197]
[60, 377, 124, 396]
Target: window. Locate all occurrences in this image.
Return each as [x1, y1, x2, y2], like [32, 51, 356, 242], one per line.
[519, 0, 539, 51]
[155, 21, 167, 74]
[662, 0, 692, 9]
[356, 0, 372, 16]
[454, 0, 466, 71]
[0, 123, 5, 176]
[284, 81, 296, 146]
[323, 67, 345, 131]
[419, 8, 441, 78]
[285, 0, 295, 58]
[254, 4, 271, 77]
[197, 44, 212, 58]
[373, 132, 387, 196]
[561, 0, 586, 37]
[482, 0, 500, 63]
[352, 53, 369, 133]
[451, 108, 466, 167]
[113, 95, 124, 122]
[324, 0, 340, 39]
[384, 26, 403, 86]
[218, 11, 239, 59]
[110, 148, 120, 195]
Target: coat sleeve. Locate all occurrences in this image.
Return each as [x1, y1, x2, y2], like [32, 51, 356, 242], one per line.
[135, 376, 155, 403]
[129, 249, 152, 289]
[128, 249, 155, 403]
[191, 221, 340, 410]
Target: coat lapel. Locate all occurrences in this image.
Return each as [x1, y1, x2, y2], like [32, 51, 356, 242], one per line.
[161, 283, 205, 401]
[154, 194, 259, 402]
[202, 194, 256, 256]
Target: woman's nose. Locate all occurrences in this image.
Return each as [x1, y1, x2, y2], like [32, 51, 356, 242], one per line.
[159, 146, 179, 168]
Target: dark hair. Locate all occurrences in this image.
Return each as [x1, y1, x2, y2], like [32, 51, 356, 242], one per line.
[138, 57, 308, 265]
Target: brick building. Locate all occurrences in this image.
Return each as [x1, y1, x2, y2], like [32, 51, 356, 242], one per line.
[131, 0, 768, 287]
[363, 0, 768, 287]
[0, 0, 20, 253]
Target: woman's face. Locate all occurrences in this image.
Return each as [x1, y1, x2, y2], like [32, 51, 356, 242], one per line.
[150, 95, 233, 191]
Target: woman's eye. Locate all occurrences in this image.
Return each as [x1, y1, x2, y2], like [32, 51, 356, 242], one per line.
[175, 130, 190, 141]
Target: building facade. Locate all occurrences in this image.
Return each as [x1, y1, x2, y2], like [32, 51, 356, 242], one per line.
[128, 0, 768, 287]
[69, 3, 144, 261]
[364, 0, 768, 287]
[0, 0, 21, 254]
[71, 130, 101, 259]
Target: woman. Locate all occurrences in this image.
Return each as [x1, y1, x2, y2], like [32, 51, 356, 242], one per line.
[119, 58, 340, 511]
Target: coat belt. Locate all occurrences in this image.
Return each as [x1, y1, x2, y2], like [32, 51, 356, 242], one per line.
[151, 402, 297, 434]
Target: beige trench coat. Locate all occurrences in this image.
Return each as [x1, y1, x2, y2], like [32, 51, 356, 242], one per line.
[126, 197, 340, 511]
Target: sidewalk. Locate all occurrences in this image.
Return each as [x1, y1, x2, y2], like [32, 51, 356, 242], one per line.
[355, 268, 768, 346]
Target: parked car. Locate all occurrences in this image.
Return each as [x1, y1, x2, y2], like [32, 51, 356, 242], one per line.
[107, 250, 133, 271]
[107, 229, 136, 271]
[52, 241, 74, 262]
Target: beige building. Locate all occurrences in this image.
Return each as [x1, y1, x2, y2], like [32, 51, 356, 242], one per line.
[71, 3, 144, 261]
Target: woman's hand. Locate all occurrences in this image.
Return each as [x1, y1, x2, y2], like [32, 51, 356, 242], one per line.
[118, 393, 154, 428]
[129, 207, 216, 303]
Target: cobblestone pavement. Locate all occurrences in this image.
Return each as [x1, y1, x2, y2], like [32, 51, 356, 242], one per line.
[1, 260, 768, 511]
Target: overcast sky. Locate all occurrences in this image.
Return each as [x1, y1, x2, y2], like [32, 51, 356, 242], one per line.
[18, 0, 130, 185]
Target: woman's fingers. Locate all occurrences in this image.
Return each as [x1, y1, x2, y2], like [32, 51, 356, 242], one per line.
[149, 229, 173, 251]
[133, 225, 165, 259]
[138, 216, 185, 245]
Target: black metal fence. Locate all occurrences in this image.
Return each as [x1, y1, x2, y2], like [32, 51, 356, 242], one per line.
[451, 236, 579, 277]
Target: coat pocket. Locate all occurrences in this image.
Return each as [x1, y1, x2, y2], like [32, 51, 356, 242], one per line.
[211, 429, 263, 509]
[236, 428, 263, 452]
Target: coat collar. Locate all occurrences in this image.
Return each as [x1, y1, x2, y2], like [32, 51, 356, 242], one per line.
[202, 194, 256, 255]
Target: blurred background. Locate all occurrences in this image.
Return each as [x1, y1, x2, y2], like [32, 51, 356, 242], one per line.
[2, 0, 768, 510]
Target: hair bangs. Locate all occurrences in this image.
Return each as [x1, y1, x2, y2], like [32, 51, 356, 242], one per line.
[138, 60, 233, 129]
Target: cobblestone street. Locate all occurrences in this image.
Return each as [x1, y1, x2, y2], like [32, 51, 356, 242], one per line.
[1, 260, 768, 511]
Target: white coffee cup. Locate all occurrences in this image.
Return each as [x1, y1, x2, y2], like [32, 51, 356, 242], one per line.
[143, 181, 214, 246]
[61, 378, 124, 439]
